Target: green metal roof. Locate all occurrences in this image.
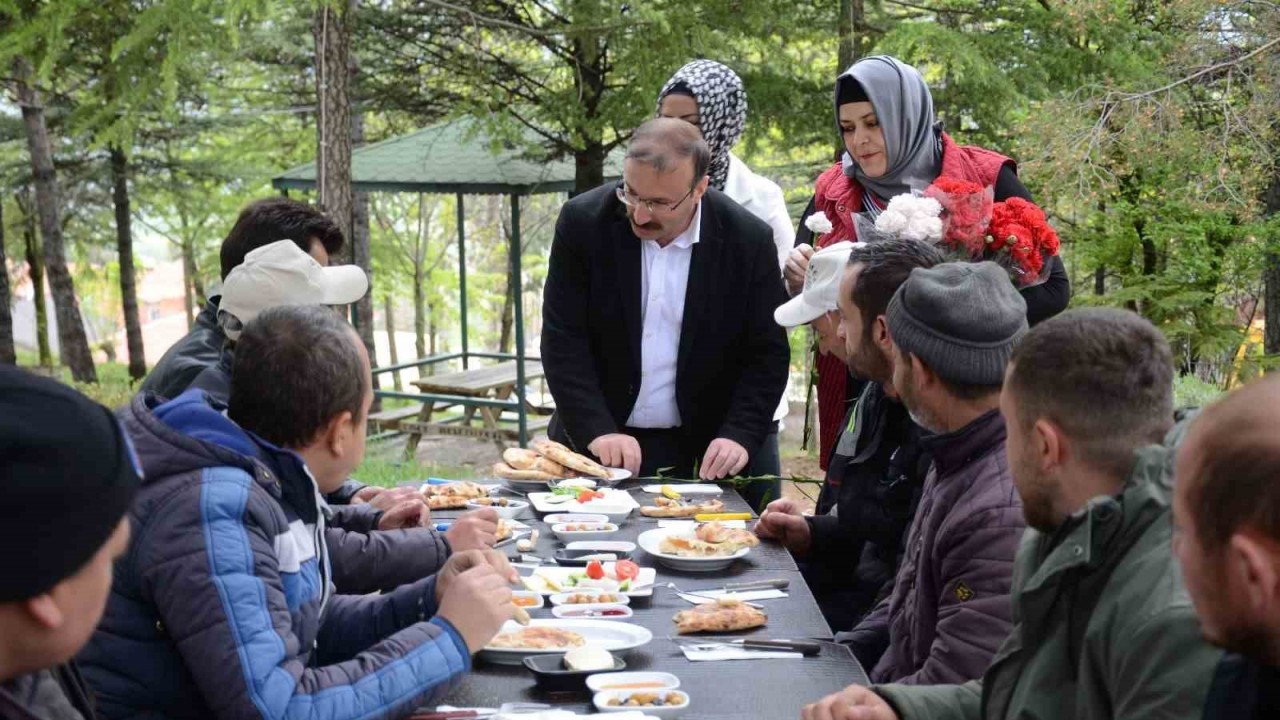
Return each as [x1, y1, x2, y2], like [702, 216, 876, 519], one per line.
[272, 117, 624, 196]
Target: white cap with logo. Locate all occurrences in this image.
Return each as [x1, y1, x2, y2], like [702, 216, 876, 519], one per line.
[219, 239, 369, 340]
[774, 241, 860, 328]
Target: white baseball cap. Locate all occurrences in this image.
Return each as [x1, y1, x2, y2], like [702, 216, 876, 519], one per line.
[219, 239, 369, 341]
[774, 241, 860, 328]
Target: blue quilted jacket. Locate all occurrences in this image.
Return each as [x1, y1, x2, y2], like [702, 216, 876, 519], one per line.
[79, 391, 470, 720]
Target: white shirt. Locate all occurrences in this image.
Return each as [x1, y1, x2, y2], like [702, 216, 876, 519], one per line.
[626, 202, 702, 428]
[724, 153, 795, 424]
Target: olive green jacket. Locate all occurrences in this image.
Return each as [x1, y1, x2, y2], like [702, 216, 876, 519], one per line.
[877, 445, 1222, 719]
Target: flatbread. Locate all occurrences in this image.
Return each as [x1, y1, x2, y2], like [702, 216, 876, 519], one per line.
[423, 481, 488, 509]
[531, 439, 611, 480]
[505, 448, 569, 476]
[496, 519, 514, 541]
[659, 522, 758, 557]
[640, 498, 725, 518]
[488, 626, 586, 649]
[493, 462, 561, 483]
[674, 598, 767, 634]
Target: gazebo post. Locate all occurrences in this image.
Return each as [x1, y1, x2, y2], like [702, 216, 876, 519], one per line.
[456, 192, 469, 370]
[510, 193, 528, 447]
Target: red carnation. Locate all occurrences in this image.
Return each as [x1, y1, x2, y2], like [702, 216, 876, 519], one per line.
[925, 177, 993, 257]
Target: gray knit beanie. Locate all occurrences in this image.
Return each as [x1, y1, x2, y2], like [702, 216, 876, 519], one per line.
[886, 261, 1028, 386]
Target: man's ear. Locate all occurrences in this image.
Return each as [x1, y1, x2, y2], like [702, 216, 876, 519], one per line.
[872, 316, 891, 352]
[1033, 418, 1065, 473]
[324, 410, 355, 460]
[1230, 530, 1280, 617]
[24, 593, 64, 630]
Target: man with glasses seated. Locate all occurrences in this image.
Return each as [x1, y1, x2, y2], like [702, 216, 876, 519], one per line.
[541, 117, 790, 487]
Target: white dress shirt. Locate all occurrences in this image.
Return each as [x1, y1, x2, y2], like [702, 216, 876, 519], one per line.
[626, 202, 702, 429]
[724, 154, 795, 424]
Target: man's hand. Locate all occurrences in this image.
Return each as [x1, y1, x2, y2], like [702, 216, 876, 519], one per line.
[700, 438, 749, 481]
[588, 434, 642, 476]
[785, 244, 816, 297]
[756, 498, 812, 555]
[351, 486, 386, 505]
[445, 508, 499, 551]
[363, 486, 420, 512]
[434, 549, 520, 653]
[377, 497, 430, 530]
[801, 685, 898, 720]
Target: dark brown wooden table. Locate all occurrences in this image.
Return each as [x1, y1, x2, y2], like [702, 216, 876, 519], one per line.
[426, 483, 869, 719]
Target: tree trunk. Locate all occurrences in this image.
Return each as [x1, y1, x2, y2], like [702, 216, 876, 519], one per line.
[110, 146, 146, 380]
[313, 2, 354, 255]
[413, 263, 426, 359]
[1094, 266, 1105, 296]
[19, 191, 52, 367]
[574, 144, 606, 195]
[1264, 123, 1280, 359]
[384, 293, 402, 391]
[0, 199, 14, 364]
[13, 57, 96, 382]
[569, 11, 608, 194]
[182, 234, 197, 329]
[347, 3, 378, 404]
[836, 0, 864, 160]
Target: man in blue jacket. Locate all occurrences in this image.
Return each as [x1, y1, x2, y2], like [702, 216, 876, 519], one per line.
[80, 305, 517, 720]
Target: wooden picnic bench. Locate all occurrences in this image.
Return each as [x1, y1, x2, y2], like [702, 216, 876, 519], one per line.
[397, 360, 550, 457]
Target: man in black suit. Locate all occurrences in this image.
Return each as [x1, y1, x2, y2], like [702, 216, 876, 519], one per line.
[541, 118, 790, 483]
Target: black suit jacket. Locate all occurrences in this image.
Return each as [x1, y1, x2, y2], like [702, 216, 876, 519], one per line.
[540, 182, 790, 459]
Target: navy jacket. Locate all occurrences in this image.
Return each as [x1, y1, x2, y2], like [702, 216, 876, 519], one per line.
[79, 391, 470, 720]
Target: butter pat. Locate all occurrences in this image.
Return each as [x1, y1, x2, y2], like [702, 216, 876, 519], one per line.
[563, 646, 615, 671]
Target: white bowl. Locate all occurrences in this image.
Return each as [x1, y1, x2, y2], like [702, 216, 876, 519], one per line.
[549, 477, 598, 491]
[577, 504, 633, 523]
[511, 590, 545, 611]
[551, 603, 633, 620]
[545, 513, 611, 525]
[586, 671, 680, 693]
[593, 688, 689, 717]
[551, 521, 620, 542]
[465, 498, 529, 520]
[636, 527, 751, 573]
[550, 590, 631, 607]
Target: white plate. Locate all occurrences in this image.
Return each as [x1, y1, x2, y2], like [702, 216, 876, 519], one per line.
[521, 565, 657, 597]
[637, 527, 751, 573]
[545, 513, 611, 525]
[549, 590, 631, 607]
[511, 590, 546, 611]
[478, 618, 652, 666]
[551, 603, 634, 620]
[551, 522, 620, 542]
[465, 498, 529, 519]
[594, 688, 689, 717]
[586, 671, 681, 693]
[565, 541, 637, 554]
[529, 489, 638, 520]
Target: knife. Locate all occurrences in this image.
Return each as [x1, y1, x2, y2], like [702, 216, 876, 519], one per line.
[696, 579, 790, 593]
[731, 638, 822, 656]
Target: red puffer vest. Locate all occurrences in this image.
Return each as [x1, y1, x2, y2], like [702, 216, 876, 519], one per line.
[809, 133, 1011, 469]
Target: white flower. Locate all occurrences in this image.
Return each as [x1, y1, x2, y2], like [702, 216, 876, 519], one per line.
[804, 211, 834, 235]
[875, 194, 943, 242]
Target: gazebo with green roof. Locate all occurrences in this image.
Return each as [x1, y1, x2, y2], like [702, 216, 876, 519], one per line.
[272, 118, 624, 446]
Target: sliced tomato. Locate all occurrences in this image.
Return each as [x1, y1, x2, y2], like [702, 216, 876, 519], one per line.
[613, 559, 640, 582]
[577, 490, 603, 503]
[585, 559, 606, 580]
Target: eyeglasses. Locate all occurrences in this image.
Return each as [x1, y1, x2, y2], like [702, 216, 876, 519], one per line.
[616, 183, 695, 214]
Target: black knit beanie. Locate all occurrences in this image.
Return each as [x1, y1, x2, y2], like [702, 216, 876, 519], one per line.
[0, 366, 141, 601]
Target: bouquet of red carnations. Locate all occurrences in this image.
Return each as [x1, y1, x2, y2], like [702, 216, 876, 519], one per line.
[923, 177, 1060, 287]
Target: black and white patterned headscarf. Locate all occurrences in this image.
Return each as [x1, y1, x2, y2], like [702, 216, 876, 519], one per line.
[656, 60, 748, 191]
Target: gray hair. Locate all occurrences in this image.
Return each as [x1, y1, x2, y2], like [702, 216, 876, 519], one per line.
[625, 117, 711, 186]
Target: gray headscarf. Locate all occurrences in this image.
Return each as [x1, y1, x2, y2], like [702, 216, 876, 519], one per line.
[837, 56, 942, 201]
[657, 60, 747, 191]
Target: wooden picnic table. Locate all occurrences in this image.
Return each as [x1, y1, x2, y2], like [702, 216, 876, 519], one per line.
[395, 360, 549, 456]
[426, 484, 869, 719]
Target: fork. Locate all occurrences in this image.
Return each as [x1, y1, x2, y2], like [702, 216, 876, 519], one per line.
[663, 581, 764, 609]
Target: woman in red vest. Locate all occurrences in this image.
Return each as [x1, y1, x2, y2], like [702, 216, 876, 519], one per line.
[786, 55, 1070, 469]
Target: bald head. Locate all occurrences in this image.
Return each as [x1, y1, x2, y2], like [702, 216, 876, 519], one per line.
[626, 117, 711, 183]
[1179, 376, 1280, 550]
